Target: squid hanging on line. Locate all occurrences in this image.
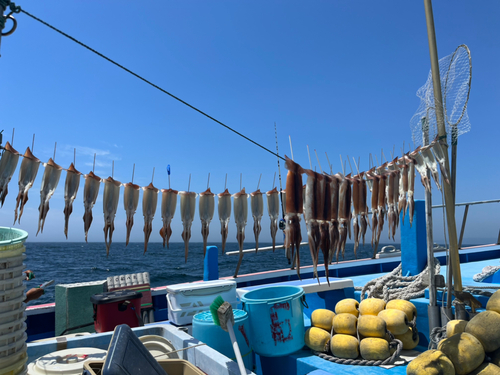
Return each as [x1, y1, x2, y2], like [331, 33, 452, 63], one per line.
[359, 173, 369, 246]
[159, 188, 178, 249]
[337, 173, 351, 261]
[397, 156, 409, 225]
[63, 163, 81, 238]
[250, 189, 264, 252]
[37, 158, 63, 235]
[233, 188, 248, 278]
[218, 189, 231, 254]
[328, 174, 340, 264]
[199, 188, 215, 256]
[375, 166, 387, 248]
[387, 169, 399, 241]
[0, 142, 20, 207]
[420, 144, 441, 190]
[304, 169, 322, 281]
[366, 169, 379, 258]
[349, 173, 361, 257]
[411, 147, 431, 192]
[103, 176, 121, 256]
[284, 156, 303, 279]
[83, 171, 101, 242]
[123, 182, 140, 246]
[266, 187, 280, 252]
[407, 155, 416, 227]
[14, 147, 40, 224]
[179, 190, 196, 262]
[430, 137, 450, 185]
[319, 173, 332, 286]
[142, 183, 159, 254]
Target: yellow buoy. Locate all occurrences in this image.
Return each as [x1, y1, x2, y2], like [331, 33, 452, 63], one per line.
[304, 327, 331, 352]
[438, 332, 485, 375]
[467, 362, 500, 375]
[311, 309, 335, 332]
[358, 315, 386, 338]
[359, 337, 390, 361]
[359, 298, 386, 316]
[486, 289, 500, 315]
[395, 327, 419, 350]
[335, 298, 360, 317]
[378, 309, 409, 335]
[332, 313, 358, 336]
[446, 319, 467, 338]
[386, 299, 417, 321]
[330, 334, 359, 359]
[465, 310, 500, 353]
[490, 346, 500, 367]
[406, 349, 455, 375]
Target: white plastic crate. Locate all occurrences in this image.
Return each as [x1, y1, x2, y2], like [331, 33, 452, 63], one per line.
[166, 280, 237, 325]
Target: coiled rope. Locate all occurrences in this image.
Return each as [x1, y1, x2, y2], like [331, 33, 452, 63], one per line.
[357, 258, 441, 301]
[313, 330, 405, 366]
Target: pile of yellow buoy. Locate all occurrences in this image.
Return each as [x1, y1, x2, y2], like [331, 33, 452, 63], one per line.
[407, 290, 500, 375]
[304, 297, 419, 362]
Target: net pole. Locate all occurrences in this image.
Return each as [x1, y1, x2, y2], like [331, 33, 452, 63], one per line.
[424, 0, 462, 292]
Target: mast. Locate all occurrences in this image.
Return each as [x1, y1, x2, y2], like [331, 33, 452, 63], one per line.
[423, 0, 463, 299]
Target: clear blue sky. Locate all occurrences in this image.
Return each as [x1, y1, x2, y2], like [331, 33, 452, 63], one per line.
[0, 1, 498, 245]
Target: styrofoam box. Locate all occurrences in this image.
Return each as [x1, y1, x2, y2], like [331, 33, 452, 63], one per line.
[166, 280, 237, 325]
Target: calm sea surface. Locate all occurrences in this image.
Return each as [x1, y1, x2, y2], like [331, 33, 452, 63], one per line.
[23, 240, 442, 305]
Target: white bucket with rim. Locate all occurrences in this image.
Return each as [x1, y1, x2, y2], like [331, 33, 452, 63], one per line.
[0, 255, 25, 270]
[0, 343, 27, 369]
[0, 264, 25, 281]
[0, 285, 25, 303]
[0, 322, 26, 348]
[0, 295, 25, 314]
[0, 306, 25, 328]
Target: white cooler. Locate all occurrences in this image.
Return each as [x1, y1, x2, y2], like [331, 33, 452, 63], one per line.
[166, 280, 237, 325]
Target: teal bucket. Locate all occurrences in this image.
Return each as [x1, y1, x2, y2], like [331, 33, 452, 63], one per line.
[241, 286, 305, 357]
[192, 309, 253, 370]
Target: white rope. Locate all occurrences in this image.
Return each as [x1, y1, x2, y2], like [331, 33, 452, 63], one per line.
[472, 265, 500, 282]
[359, 258, 441, 301]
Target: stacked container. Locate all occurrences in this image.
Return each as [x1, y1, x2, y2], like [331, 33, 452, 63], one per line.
[0, 227, 28, 375]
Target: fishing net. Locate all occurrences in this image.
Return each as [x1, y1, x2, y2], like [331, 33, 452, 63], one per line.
[410, 45, 472, 146]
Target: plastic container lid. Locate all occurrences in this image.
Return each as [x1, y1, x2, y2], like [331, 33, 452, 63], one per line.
[166, 280, 236, 294]
[193, 309, 247, 324]
[27, 347, 107, 375]
[90, 290, 142, 305]
[139, 335, 179, 360]
[0, 228, 28, 249]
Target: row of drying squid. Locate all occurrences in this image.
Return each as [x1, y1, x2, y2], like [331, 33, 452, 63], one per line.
[0, 142, 282, 264]
[0, 137, 447, 280]
[283, 136, 449, 285]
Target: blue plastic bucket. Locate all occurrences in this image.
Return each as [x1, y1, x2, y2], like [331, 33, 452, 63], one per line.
[241, 286, 305, 357]
[192, 309, 253, 370]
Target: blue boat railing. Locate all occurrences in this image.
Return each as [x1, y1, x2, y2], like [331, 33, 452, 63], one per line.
[432, 199, 500, 249]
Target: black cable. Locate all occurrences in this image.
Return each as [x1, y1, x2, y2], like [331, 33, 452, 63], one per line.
[19, 8, 285, 161]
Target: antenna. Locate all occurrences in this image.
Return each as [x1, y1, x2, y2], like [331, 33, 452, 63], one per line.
[289, 135, 294, 160]
[32, 134, 35, 152]
[272, 172, 276, 188]
[53, 142, 57, 161]
[325, 152, 332, 174]
[151, 167, 155, 184]
[167, 164, 171, 188]
[307, 145, 312, 169]
[132, 164, 135, 184]
[347, 155, 354, 175]
[188, 173, 191, 192]
[73, 148, 76, 165]
[207, 172, 210, 189]
[112, 161, 114, 178]
[257, 173, 262, 190]
[225, 173, 227, 190]
[93, 153, 96, 173]
[339, 155, 345, 175]
[11, 128, 14, 145]
[240, 173, 242, 191]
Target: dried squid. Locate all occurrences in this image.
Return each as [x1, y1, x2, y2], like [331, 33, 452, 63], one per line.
[328, 174, 340, 263]
[0, 142, 19, 207]
[387, 170, 399, 241]
[142, 183, 159, 254]
[337, 173, 351, 260]
[349, 174, 361, 256]
[179, 190, 196, 262]
[376, 167, 387, 247]
[37, 158, 62, 235]
[63, 163, 81, 238]
[83, 171, 101, 242]
[199, 188, 215, 256]
[304, 169, 322, 280]
[123, 182, 140, 246]
[284, 156, 303, 278]
[359, 173, 369, 246]
[218, 189, 231, 254]
[250, 189, 264, 252]
[431, 137, 450, 185]
[319, 174, 332, 285]
[421, 145, 441, 190]
[398, 156, 409, 225]
[159, 188, 177, 249]
[266, 187, 280, 252]
[407, 156, 416, 227]
[103, 177, 121, 256]
[366, 169, 379, 258]
[14, 148, 40, 224]
[411, 147, 431, 191]
[233, 188, 248, 277]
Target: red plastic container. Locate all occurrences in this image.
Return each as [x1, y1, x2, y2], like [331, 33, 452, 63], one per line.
[90, 290, 143, 333]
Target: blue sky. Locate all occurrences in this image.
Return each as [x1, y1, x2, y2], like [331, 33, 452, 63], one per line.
[0, 1, 498, 245]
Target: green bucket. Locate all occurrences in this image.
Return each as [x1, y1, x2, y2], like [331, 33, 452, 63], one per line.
[0, 228, 28, 259]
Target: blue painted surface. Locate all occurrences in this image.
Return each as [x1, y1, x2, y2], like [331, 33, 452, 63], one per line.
[401, 199, 427, 276]
[204, 245, 219, 281]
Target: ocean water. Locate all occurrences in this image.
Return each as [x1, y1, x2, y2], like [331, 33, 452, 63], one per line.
[24, 240, 397, 305]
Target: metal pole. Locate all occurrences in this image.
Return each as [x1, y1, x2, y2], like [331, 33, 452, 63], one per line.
[458, 204, 469, 249]
[424, 0, 463, 292]
[422, 118, 441, 333]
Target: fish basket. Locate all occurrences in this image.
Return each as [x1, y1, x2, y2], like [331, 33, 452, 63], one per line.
[0, 228, 28, 259]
